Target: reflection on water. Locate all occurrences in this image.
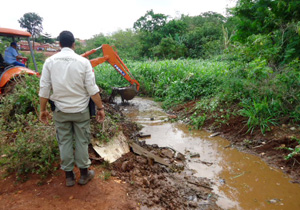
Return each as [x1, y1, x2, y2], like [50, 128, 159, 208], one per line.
[118, 97, 300, 210]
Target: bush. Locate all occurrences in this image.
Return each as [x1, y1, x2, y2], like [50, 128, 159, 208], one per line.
[0, 75, 59, 181]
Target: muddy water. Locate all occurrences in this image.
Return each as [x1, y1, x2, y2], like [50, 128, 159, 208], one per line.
[118, 97, 300, 210]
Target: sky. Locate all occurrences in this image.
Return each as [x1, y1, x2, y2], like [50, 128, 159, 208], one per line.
[1, 0, 237, 40]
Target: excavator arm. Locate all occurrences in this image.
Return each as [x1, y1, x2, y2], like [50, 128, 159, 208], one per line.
[81, 44, 140, 92]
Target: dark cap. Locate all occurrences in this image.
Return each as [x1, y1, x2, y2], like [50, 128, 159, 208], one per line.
[11, 42, 17, 46]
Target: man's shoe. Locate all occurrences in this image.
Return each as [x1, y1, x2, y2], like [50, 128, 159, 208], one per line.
[65, 171, 76, 187]
[78, 168, 95, 185]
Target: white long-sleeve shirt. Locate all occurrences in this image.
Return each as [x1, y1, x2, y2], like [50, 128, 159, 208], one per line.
[39, 47, 99, 113]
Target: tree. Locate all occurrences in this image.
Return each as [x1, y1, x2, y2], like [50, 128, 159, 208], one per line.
[232, 0, 300, 64]
[133, 10, 168, 32]
[111, 29, 142, 60]
[181, 12, 226, 58]
[133, 10, 169, 58]
[18, 12, 43, 48]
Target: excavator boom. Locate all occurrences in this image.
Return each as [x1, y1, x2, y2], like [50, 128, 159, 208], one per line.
[81, 44, 140, 92]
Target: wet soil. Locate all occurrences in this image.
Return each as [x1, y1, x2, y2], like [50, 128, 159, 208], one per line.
[0, 100, 220, 210]
[0, 166, 138, 210]
[112, 143, 220, 210]
[171, 100, 300, 183]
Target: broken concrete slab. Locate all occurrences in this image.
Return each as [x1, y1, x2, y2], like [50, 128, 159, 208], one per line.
[129, 142, 171, 167]
[93, 132, 130, 163]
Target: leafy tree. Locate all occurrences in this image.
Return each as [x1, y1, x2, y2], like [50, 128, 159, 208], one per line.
[133, 9, 168, 32]
[18, 12, 43, 38]
[133, 10, 169, 58]
[110, 29, 142, 60]
[232, 0, 300, 65]
[18, 12, 43, 49]
[181, 12, 226, 58]
[152, 36, 187, 59]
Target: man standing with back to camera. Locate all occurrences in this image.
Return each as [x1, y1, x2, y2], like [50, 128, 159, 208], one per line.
[39, 31, 105, 187]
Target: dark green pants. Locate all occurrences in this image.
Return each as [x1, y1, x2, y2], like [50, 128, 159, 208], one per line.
[53, 107, 91, 171]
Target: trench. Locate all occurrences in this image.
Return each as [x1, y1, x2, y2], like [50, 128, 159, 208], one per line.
[117, 96, 300, 210]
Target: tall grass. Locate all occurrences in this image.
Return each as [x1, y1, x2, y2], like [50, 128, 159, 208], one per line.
[94, 57, 299, 133]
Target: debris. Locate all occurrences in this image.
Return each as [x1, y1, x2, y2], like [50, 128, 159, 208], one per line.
[219, 179, 226, 185]
[190, 153, 200, 158]
[168, 114, 177, 119]
[231, 171, 246, 179]
[200, 161, 213, 166]
[224, 144, 232, 148]
[175, 152, 185, 161]
[137, 132, 151, 138]
[129, 142, 171, 167]
[268, 198, 281, 204]
[93, 132, 130, 163]
[209, 132, 220, 137]
[161, 148, 174, 159]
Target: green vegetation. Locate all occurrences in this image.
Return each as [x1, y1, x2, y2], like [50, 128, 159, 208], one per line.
[95, 56, 299, 133]
[278, 136, 300, 160]
[92, 0, 299, 135]
[0, 75, 59, 181]
[1, 0, 299, 180]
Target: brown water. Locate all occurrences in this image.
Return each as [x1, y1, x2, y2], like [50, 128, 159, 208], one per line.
[119, 97, 300, 210]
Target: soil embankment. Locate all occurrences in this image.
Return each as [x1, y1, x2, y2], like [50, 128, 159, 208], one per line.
[171, 100, 300, 183]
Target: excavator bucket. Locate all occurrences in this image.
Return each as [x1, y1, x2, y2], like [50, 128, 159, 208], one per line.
[81, 44, 140, 103]
[109, 86, 138, 103]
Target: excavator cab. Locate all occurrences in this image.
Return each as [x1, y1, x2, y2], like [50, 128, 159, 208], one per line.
[81, 44, 140, 103]
[0, 27, 38, 94]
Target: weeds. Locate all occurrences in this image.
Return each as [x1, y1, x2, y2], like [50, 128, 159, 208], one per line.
[96, 58, 299, 134]
[279, 137, 300, 160]
[239, 98, 278, 134]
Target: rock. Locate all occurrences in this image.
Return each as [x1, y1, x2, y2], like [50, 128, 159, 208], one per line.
[136, 156, 147, 164]
[138, 132, 151, 138]
[190, 153, 200, 158]
[168, 115, 177, 119]
[121, 161, 129, 172]
[268, 198, 280, 204]
[152, 196, 160, 204]
[161, 148, 174, 159]
[290, 127, 296, 131]
[142, 178, 150, 187]
[176, 152, 186, 161]
[188, 201, 198, 208]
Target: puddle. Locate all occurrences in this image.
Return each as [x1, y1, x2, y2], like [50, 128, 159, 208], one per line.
[118, 97, 300, 210]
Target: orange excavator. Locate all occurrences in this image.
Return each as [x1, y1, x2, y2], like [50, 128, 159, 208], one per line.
[0, 27, 139, 101]
[81, 44, 140, 102]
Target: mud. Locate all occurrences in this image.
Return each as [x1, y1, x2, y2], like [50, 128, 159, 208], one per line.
[117, 97, 300, 210]
[90, 100, 220, 209]
[172, 99, 300, 183]
[111, 142, 220, 210]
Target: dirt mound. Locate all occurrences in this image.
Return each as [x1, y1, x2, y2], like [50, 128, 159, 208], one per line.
[111, 143, 221, 210]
